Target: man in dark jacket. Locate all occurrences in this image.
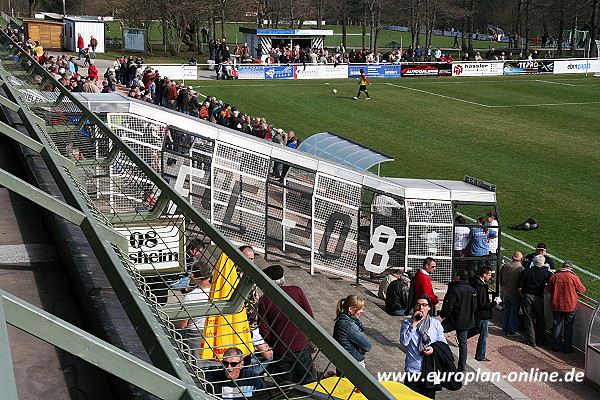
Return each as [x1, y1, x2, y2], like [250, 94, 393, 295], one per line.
[385, 273, 411, 316]
[523, 242, 555, 271]
[468, 266, 499, 362]
[518, 254, 553, 347]
[440, 269, 477, 371]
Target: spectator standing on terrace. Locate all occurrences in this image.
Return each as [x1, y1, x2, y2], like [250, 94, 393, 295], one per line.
[434, 47, 442, 61]
[425, 45, 433, 61]
[485, 48, 495, 60]
[199, 101, 210, 120]
[89, 35, 98, 58]
[474, 52, 483, 61]
[486, 212, 499, 270]
[208, 347, 265, 399]
[333, 295, 371, 367]
[188, 91, 200, 117]
[415, 45, 423, 61]
[166, 82, 178, 110]
[400, 294, 447, 399]
[353, 68, 371, 100]
[77, 33, 85, 59]
[523, 243, 555, 271]
[466, 217, 497, 275]
[468, 266, 498, 362]
[411, 257, 440, 313]
[518, 254, 552, 347]
[499, 251, 524, 336]
[453, 216, 470, 271]
[547, 261, 586, 353]
[441, 269, 477, 372]
[258, 265, 315, 384]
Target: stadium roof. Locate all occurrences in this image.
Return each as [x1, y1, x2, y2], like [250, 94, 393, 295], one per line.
[297, 131, 394, 171]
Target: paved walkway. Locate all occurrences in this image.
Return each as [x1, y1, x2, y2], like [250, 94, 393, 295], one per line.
[257, 259, 598, 400]
[0, 133, 113, 399]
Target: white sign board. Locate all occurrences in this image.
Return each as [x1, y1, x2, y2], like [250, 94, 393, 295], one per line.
[295, 65, 349, 79]
[123, 27, 146, 52]
[452, 62, 504, 77]
[115, 219, 184, 273]
[147, 65, 197, 80]
[553, 59, 600, 74]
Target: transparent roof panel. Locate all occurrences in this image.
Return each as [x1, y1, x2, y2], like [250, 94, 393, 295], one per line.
[297, 131, 394, 171]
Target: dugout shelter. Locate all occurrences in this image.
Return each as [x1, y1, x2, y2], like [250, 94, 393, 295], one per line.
[45, 92, 498, 285]
[239, 27, 334, 60]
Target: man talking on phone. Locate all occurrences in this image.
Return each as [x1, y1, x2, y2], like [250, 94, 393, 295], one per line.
[400, 294, 447, 399]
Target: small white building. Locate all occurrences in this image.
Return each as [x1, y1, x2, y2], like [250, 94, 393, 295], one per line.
[62, 16, 105, 54]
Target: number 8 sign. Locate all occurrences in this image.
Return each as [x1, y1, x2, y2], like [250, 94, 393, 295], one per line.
[364, 225, 398, 273]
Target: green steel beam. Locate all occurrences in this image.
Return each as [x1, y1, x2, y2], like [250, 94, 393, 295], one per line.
[0, 297, 18, 400]
[0, 32, 397, 399]
[163, 275, 254, 319]
[0, 168, 126, 249]
[0, 69, 197, 385]
[0, 121, 77, 171]
[0, 119, 44, 152]
[0, 91, 19, 112]
[0, 290, 213, 400]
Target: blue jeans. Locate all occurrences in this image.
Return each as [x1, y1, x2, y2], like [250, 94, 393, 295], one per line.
[268, 348, 314, 384]
[468, 319, 489, 361]
[387, 309, 406, 316]
[246, 353, 274, 375]
[551, 311, 576, 352]
[502, 296, 521, 335]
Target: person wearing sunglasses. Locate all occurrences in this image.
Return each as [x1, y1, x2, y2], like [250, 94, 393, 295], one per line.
[209, 347, 266, 398]
[400, 294, 447, 399]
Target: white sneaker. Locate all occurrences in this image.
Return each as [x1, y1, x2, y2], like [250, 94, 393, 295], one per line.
[366, 97, 371, 100]
[353, 96, 358, 100]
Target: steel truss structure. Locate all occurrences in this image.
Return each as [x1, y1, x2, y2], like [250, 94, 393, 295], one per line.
[0, 31, 398, 399]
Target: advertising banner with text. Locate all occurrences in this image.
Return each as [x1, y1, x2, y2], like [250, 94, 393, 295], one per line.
[264, 65, 295, 79]
[553, 59, 600, 74]
[294, 65, 349, 79]
[452, 62, 504, 76]
[237, 65, 265, 79]
[348, 65, 402, 78]
[401, 63, 452, 77]
[503, 60, 554, 75]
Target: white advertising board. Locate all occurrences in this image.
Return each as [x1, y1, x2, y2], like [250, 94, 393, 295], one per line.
[452, 62, 504, 77]
[147, 65, 197, 80]
[115, 219, 184, 273]
[553, 59, 600, 74]
[294, 65, 349, 79]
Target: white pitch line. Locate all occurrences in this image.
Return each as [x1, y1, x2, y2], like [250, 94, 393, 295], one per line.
[458, 213, 600, 280]
[384, 82, 492, 107]
[535, 79, 577, 86]
[490, 101, 600, 108]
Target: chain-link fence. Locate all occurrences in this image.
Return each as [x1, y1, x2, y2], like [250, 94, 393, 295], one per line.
[0, 31, 396, 399]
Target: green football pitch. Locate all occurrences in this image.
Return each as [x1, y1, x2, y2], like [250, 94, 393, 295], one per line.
[193, 74, 600, 298]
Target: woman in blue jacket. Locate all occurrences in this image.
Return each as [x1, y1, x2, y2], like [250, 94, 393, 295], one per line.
[333, 295, 371, 367]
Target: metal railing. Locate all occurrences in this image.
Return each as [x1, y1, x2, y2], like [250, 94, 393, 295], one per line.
[0, 29, 396, 399]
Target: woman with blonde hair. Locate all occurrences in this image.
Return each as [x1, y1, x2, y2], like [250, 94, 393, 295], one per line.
[333, 295, 371, 367]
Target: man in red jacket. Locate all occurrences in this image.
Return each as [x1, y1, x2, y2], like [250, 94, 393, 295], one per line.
[547, 261, 586, 353]
[258, 265, 315, 384]
[77, 33, 85, 60]
[413, 257, 440, 313]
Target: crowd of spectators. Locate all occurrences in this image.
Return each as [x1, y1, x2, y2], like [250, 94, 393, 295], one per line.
[3, 27, 302, 158]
